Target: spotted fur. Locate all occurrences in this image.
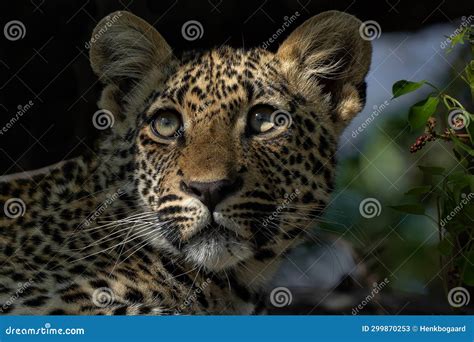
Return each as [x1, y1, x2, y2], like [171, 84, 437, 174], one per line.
[0, 10, 371, 315]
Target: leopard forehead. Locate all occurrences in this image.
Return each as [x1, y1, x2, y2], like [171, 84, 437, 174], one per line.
[145, 47, 306, 121]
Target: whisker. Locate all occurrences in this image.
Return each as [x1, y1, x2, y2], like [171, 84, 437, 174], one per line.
[69, 224, 163, 263]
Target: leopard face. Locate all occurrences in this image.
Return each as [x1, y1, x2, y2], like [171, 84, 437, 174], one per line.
[90, 11, 371, 272]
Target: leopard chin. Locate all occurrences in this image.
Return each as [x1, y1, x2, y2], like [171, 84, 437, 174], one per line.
[182, 223, 254, 272]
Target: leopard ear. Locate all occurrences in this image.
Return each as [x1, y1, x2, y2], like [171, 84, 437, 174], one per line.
[277, 11, 372, 124]
[89, 11, 173, 86]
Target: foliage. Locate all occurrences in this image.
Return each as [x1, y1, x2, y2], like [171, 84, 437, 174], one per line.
[390, 25, 474, 294]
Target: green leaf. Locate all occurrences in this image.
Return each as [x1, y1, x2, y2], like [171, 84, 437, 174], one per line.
[466, 112, 474, 145]
[408, 96, 440, 130]
[392, 80, 426, 98]
[447, 29, 467, 51]
[453, 148, 464, 162]
[463, 251, 474, 286]
[438, 237, 453, 256]
[450, 133, 474, 157]
[405, 185, 432, 196]
[418, 166, 445, 175]
[389, 204, 425, 215]
[464, 61, 474, 89]
[469, 175, 474, 194]
[463, 267, 474, 286]
[447, 172, 469, 184]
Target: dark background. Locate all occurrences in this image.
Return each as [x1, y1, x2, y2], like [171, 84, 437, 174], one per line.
[0, 0, 472, 174]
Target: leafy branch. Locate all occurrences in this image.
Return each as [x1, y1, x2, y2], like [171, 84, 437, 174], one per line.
[390, 24, 474, 303]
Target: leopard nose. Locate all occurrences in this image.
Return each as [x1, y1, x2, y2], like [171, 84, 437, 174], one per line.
[180, 178, 243, 212]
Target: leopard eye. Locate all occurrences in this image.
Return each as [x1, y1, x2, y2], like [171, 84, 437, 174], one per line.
[247, 105, 276, 134]
[150, 110, 182, 139]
